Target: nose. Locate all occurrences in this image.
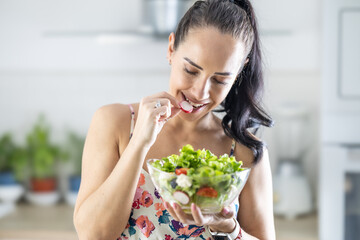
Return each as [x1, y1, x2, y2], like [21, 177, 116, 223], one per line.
[191, 77, 211, 101]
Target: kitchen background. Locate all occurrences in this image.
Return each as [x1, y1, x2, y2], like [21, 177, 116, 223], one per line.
[0, 0, 359, 240]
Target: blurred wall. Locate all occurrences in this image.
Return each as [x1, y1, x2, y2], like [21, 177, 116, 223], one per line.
[0, 0, 322, 204]
[255, 0, 321, 205]
[0, 0, 168, 140]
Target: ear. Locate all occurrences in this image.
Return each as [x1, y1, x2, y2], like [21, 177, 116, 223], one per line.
[166, 32, 176, 64]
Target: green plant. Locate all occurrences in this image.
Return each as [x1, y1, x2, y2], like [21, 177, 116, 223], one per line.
[0, 133, 14, 172]
[0, 133, 27, 181]
[26, 115, 68, 179]
[65, 131, 85, 176]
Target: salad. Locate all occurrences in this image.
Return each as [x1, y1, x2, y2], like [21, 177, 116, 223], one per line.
[147, 144, 250, 213]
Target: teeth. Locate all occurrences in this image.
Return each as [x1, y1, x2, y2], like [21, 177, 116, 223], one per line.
[185, 96, 205, 108]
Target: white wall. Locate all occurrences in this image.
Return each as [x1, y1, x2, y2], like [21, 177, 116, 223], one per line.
[262, 71, 321, 203]
[0, 71, 170, 140]
[253, 0, 322, 203]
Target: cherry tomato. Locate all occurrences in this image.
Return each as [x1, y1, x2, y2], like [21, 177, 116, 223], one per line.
[175, 168, 188, 175]
[196, 187, 218, 198]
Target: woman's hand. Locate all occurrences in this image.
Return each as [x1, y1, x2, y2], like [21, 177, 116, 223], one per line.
[131, 91, 181, 149]
[164, 201, 236, 233]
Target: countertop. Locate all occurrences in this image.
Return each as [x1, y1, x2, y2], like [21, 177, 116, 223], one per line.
[0, 203, 318, 240]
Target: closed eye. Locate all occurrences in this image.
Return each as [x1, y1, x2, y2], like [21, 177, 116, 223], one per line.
[184, 67, 198, 75]
[184, 67, 228, 85]
[212, 77, 228, 85]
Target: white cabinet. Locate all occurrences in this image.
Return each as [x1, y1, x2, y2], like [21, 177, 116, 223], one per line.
[319, 146, 360, 240]
[321, 1, 360, 114]
[320, 1, 360, 240]
[339, 9, 360, 98]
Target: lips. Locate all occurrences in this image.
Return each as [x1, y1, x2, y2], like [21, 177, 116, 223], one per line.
[181, 92, 209, 110]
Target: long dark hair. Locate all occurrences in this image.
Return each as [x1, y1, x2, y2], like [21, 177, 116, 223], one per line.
[174, 0, 273, 164]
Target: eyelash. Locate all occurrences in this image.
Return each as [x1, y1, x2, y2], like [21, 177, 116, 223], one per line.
[184, 67, 197, 76]
[183, 67, 227, 85]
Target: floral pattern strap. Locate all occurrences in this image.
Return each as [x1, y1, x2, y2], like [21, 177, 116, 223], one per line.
[128, 104, 135, 140]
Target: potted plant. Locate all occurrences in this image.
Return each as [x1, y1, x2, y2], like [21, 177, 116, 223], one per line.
[0, 133, 27, 200]
[0, 133, 27, 217]
[25, 115, 68, 206]
[64, 131, 85, 206]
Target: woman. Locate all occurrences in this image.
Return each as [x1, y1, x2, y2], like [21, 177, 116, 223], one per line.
[73, 0, 275, 239]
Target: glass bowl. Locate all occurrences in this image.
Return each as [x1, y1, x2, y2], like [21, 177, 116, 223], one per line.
[147, 159, 251, 214]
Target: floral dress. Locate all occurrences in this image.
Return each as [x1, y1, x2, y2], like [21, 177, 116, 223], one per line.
[118, 105, 239, 240]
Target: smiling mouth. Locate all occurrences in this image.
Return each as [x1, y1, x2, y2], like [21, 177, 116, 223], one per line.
[183, 94, 206, 109]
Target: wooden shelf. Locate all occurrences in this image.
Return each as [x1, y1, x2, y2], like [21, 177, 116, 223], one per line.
[275, 213, 318, 240]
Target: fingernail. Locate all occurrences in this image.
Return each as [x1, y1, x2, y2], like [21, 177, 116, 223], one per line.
[191, 203, 196, 211]
[223, 207, 230, 215]
[171, 201, 177, 210]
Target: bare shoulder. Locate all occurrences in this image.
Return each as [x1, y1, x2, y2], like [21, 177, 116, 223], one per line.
[93, 103, 132, 127]
[232, 131, 267, 168]
[91, 103, 135, 145]
[233, 143, 254, 168]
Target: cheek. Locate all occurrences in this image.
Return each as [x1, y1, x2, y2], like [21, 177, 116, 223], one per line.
[169, 69, 192, 89]
[214, 85, 233, 102]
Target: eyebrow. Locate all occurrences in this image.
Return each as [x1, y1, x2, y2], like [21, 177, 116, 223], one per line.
[184, 57, 203, 70]
[183, 57, 234, 76]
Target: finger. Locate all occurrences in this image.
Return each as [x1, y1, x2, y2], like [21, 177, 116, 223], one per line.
[169, 107, 181, 119]
[164, 201, 180, 222]
[152, 91, 180, 109]
[149, 99, 171, 120]
[191, 203, 204, 226]
[172, 202, 193, 224]
[153, 106, 168, 120]
[158, 99, 172, 119]
[220, 206, 235, 219]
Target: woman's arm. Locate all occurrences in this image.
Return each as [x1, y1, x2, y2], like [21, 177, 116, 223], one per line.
[73, 93, 180, 240]
[73, 104, 149, 240]
[237, 148, 276, 240]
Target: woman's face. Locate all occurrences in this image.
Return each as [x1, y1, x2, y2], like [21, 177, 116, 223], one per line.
[167, 26, 248, 121]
